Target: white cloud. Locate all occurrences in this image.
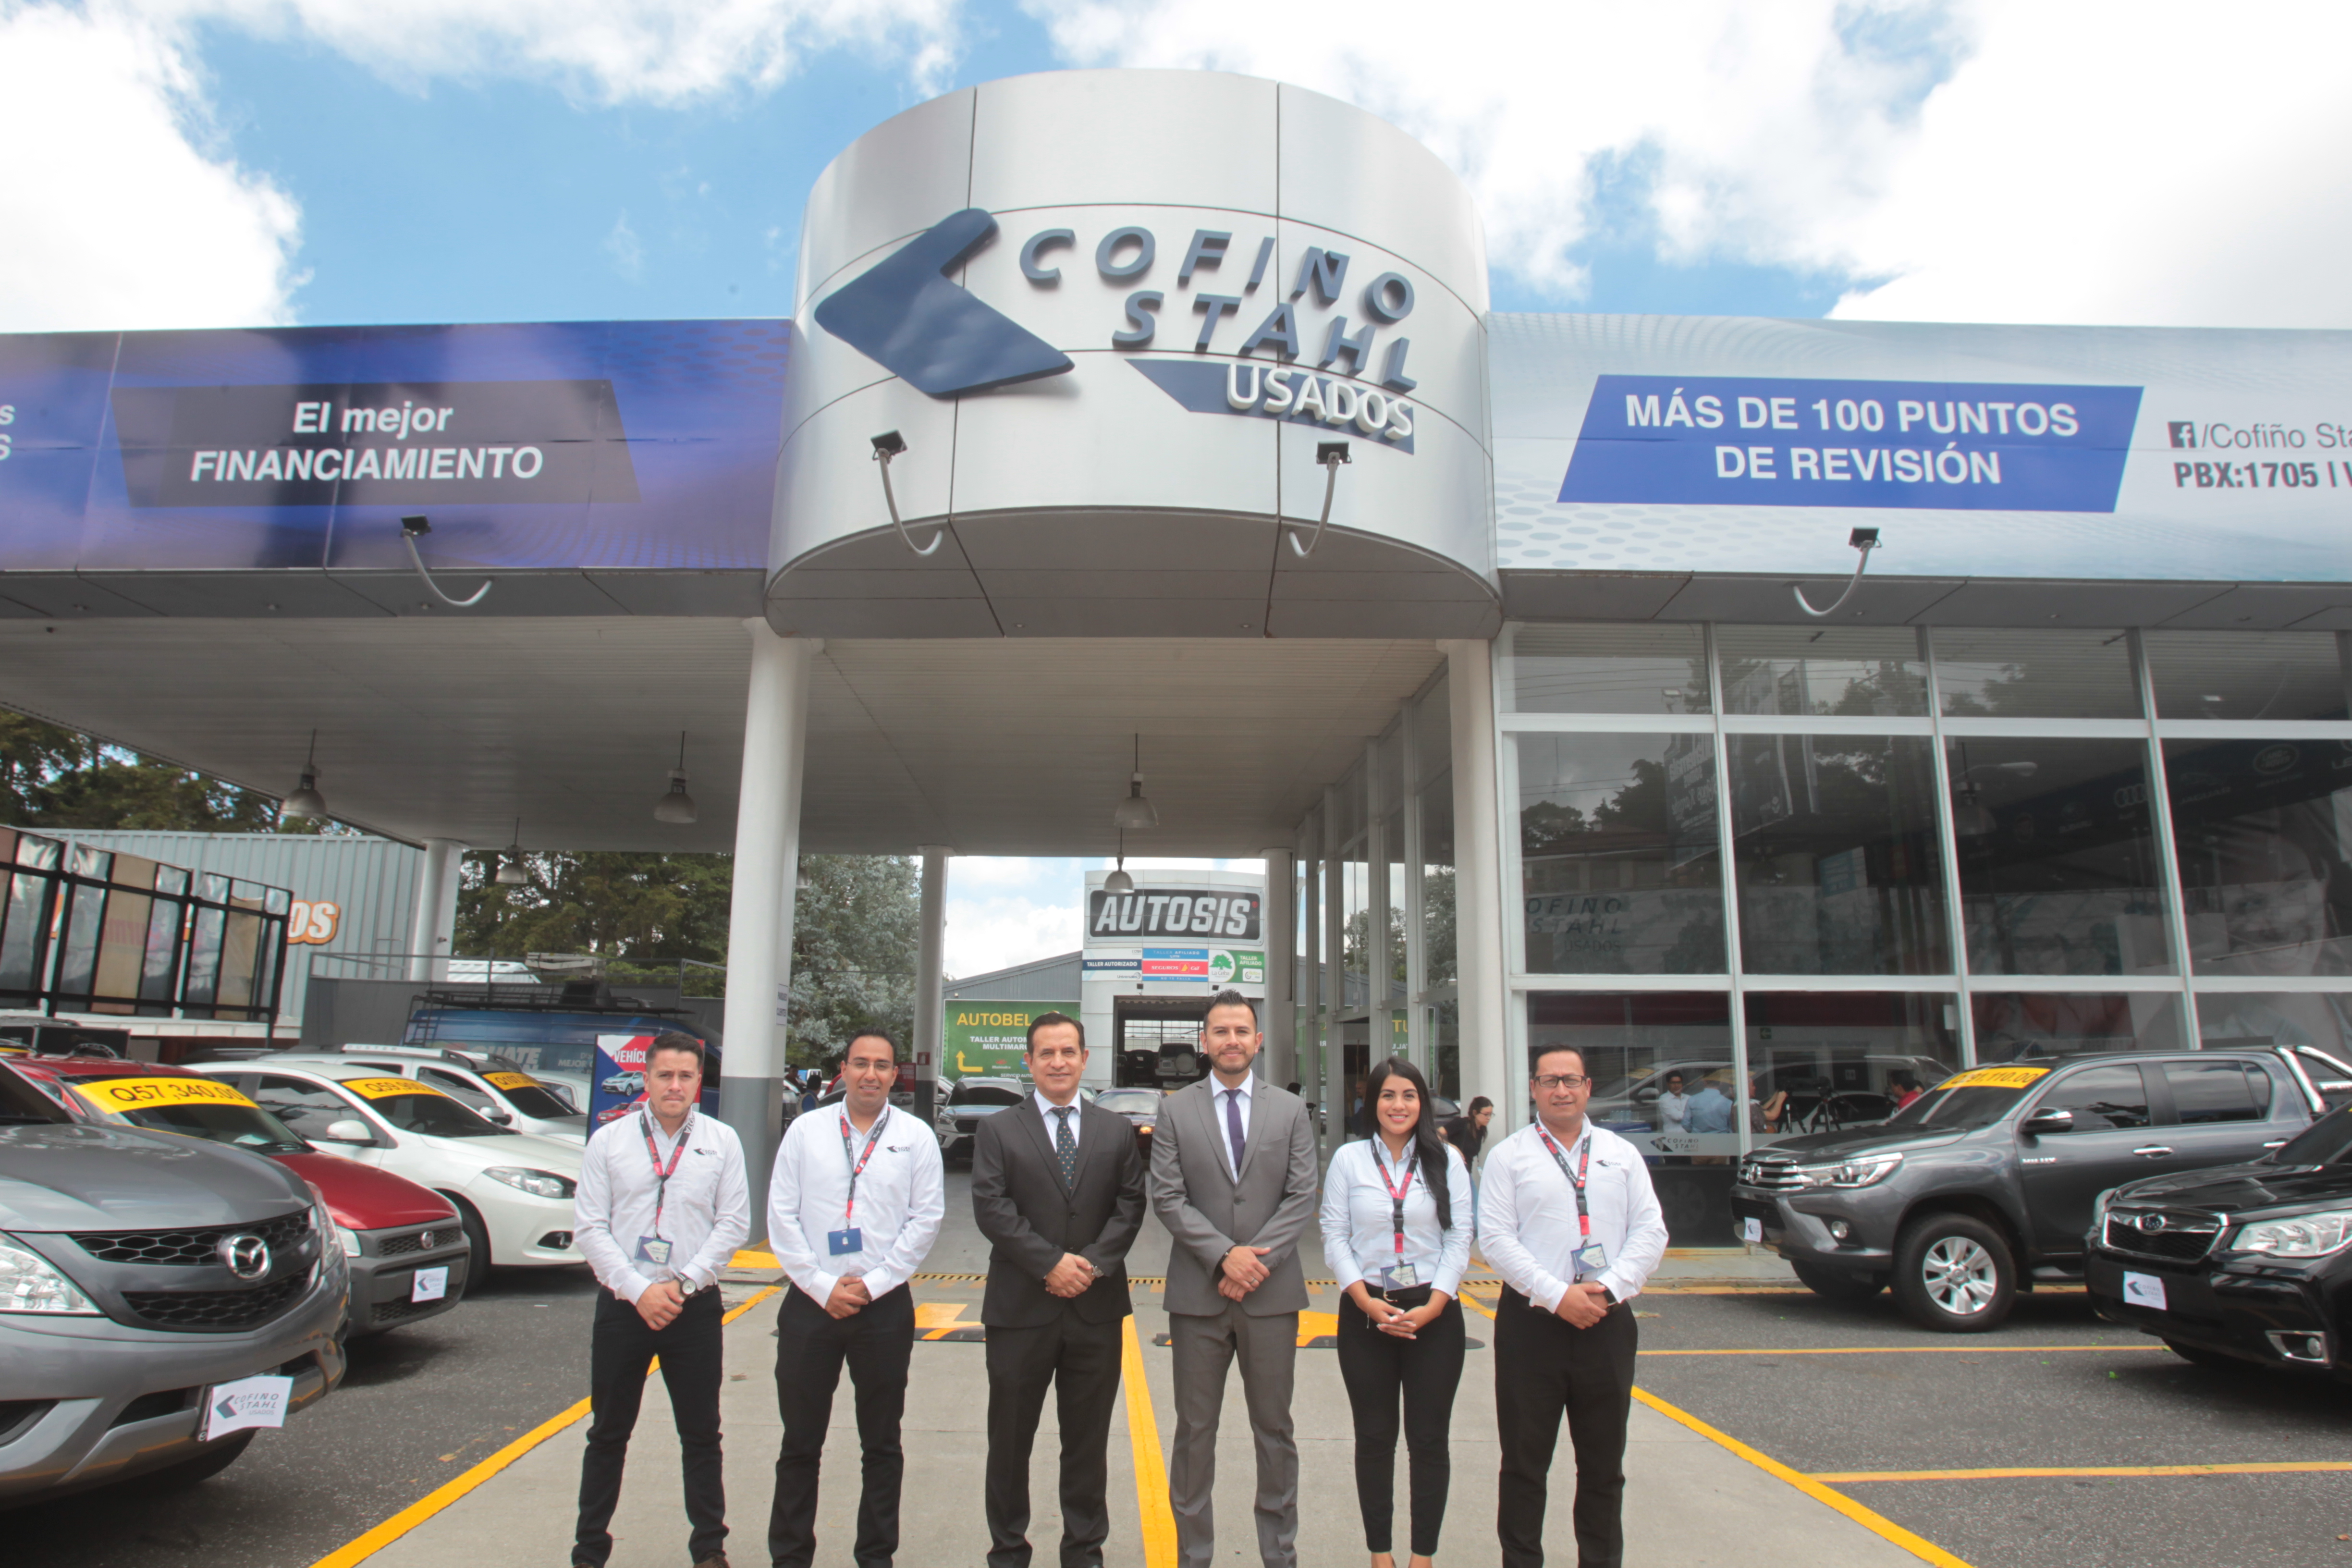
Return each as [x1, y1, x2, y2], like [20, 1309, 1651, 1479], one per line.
[1027, 0, 2352, 328]
[604, 210, 645, 281]
[0, 3, 301, 331]
[944, 894, 1082, 980]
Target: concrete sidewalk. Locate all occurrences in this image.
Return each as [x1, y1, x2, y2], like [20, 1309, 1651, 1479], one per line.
[357, 1213, 1923, 1568]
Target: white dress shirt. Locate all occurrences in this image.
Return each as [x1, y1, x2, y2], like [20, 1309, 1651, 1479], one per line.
[1320, 1135, 1474, 1296]
[1477, 1119, 1666, 1311]
[768, 1102, 945, 1304]
[1207, 1071, 1254, 1179]
[1035, 1090, 1082, 1147]
[1656, 1090, 1690, 1133]
[574, 1109, 750, 1304]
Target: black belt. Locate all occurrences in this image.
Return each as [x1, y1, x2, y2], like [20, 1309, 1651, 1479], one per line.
[1361, 1281, 1436, 1308]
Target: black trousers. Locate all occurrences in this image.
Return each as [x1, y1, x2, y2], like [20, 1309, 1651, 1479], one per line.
[767, 1283, 915, 1568]
[1493, 1287, 1638, 1568]
[983, 1311, 1125, 1568]
[1336, 1287, 1465, 1557]
[574, 1286, 727, 1568]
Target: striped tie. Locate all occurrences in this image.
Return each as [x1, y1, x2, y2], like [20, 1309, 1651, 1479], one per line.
[1052, 1105, 1078, 1188]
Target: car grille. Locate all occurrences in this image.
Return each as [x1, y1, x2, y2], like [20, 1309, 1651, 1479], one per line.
[71, 1208, 312, 1266]
[2103, 1210, 2224, 1266]
[1731, 1196, 1780, 1228]
[120, 1273, 310, 1332]
[376, 1226, 449, 1258]
[1738, 1156, 1805, 1191]
[370, 1294, 449, 1326]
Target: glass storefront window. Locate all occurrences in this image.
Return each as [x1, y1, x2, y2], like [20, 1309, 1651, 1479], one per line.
[1384, 803, 1407, 1008]
[1728, 734, 1949, 974]
[2165, 737, 2352, 977]
[1935, 629, 2141, 718]
[1970, 991, 2185, 1059]
[1948, 737, 2171, 975]
[1509, 624, 1711, 714]
[2146, 631, 2349, 722]
[1518, 732, 1726, 974]
[2195, 992, 2352, 1064]
[1715, 626, 1928, 717]
[1745, 992, 1961, 1147]
[1529, 991, 1734, 1246]
[1420, 768, 1457, 988]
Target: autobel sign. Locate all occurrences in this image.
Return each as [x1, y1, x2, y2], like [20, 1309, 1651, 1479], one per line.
[814, 208, 1422, 453]
[1088, 887, 1262, 942]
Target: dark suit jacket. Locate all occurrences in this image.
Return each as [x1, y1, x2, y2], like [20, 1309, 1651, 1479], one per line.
[971, 1095, 1149, 1328]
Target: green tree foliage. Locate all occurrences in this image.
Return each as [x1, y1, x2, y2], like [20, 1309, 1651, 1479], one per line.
[0, 710, 323, 833]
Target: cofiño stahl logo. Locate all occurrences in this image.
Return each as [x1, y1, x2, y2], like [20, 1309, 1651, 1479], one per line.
[111, 380, 639, 507]
[814, 209, 1424, 453]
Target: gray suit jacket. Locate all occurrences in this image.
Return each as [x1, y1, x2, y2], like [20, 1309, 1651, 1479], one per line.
[1149, 1075, 1320, 1317]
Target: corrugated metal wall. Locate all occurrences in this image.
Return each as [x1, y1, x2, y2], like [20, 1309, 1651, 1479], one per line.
[47, 831, 422, 1025]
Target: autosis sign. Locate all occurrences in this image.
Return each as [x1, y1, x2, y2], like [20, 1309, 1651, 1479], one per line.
[815, 209, 1424, 453]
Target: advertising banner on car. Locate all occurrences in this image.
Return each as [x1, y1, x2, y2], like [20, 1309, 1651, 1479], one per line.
[1490, 314, 2352, 583]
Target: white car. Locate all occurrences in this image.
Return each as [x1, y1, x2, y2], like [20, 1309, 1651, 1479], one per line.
[193, 1058, 586, 1292]
[306, 1045, 590, 1145]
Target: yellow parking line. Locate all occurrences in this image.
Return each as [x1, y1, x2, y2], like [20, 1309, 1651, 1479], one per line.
[306, 1285, 780, 1568]
[1120, 1317, 1178, 1568]
[1818, 1461, 2352, 1482]
[1640, 1343, 2144, 1357]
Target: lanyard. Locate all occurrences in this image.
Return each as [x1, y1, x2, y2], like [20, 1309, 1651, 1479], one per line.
[838, 1107, 889, 1225]
[1533, 1125, 1593, 1243]
[1371, 1139, 1419, 1264]
[638, 1109, 692, 1239]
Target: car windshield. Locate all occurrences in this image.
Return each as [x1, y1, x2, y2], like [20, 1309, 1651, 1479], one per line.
[951, 1083, 1027, 1107]
[99, 1096, 309, 1154]
[498, 1083, 577, 1119]
[1096, 1090, 1158, 1113]
[2271, 1106, 2352, 1167]
[1879, 1066, 2054, 1131]
[0, 1064, 71, 1125]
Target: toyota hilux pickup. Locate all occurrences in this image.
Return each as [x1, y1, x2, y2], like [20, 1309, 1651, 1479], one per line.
[0, 1061, 346, 1504]
[1730, 1046, 2347, 1331]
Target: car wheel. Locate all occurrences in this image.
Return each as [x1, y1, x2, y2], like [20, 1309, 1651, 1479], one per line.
[1792, 1261, 1886, 1303]
[1892, 1214, 2015, 1332]
[2165, 1339, 2243, 1371]
[448, 1199, 492, 1296]
[137, 1429, 256, 1492]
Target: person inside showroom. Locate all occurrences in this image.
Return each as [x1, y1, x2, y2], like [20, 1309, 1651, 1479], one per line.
[571, 1032, 751, 1568]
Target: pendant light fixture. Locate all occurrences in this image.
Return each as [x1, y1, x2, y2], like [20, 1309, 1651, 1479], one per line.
[1103, 826, 1134, 895]
[1112, 733, 1158, 831]
[495, 819, 529, 885]
[279, 730, 327, 822]
[654, 731, 698, 824]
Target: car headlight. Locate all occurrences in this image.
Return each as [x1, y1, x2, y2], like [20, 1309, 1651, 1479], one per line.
[2229, 1209, 2352, 1259]
[485, 1166, 576, 1200]
[334, 1225, 363, 1258]
[1790, 1152, 1903, 1189]
[0, 1233, 101, 1315]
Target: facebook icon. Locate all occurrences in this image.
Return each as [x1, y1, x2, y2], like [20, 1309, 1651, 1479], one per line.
[2168, 421, 2198, 449]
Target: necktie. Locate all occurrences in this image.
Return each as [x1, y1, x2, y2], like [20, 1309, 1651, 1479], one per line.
[1052, 1105, 1078, 1188]
[1224, 1088, 1247, 1175]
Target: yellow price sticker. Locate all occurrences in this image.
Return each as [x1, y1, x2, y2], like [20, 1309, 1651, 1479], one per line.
[482, 1071, 539, 1091]
[74, 1076, 257, 1112]
[1935, 1066, 2051, 1091]
[340, 1077, 448, 1100]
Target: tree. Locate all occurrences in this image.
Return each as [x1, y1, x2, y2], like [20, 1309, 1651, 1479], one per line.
[0, 710, 326, 833]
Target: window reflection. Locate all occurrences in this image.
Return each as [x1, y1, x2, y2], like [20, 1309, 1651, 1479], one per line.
[1745, 992, 1961, 1145]
[1728, 734, 1948, 974]
[1970, 992, 2184, 1060]
[2196, 992, 2352, 1066]
[1948, 737, 2170, 975]
[1716, 626, 1927, 717]
[2146, 632, 2349, 721]
[2165, 738, 2352, 977]
[1509, 625, 1710, 714]
[1935, 629, 2140, 718]
[1518, 733, 1726, 975]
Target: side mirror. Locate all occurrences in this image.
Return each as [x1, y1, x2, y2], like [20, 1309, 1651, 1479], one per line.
[2021, 1108, 2075, 1137]
[318, 1118, 375, 1145]
[485, 1109, 514, 1125]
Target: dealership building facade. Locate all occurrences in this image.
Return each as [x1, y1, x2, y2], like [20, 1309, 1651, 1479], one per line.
[5, 69, 2352, 1228]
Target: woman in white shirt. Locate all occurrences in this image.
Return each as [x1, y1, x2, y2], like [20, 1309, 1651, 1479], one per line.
[1319, 1056, 1474, 1568]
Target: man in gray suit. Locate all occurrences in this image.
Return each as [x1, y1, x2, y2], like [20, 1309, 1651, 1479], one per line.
[1149, 990, 1321, 1568]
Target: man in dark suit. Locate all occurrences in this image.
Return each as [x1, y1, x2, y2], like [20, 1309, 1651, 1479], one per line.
[971, 1011, 1149, 1568]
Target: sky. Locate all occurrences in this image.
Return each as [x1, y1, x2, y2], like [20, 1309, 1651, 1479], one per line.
[7, 0, 2352, 972]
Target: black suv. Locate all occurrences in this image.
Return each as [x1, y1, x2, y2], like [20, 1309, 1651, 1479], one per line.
[1731, 1047, 2345, 1331]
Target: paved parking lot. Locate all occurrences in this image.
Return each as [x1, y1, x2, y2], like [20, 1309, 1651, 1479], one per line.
[21, 1172, 2352, 1567]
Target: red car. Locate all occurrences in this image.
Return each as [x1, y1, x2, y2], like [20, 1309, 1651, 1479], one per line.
[15, 1055, 472, 1338]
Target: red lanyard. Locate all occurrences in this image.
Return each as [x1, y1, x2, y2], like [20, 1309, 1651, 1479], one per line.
[838, 1108, 889, 1225]
[1534, 1126, 1593, 1242]
[639, 1110, 692, 1238]
[1371, 1139, 1420, 1263]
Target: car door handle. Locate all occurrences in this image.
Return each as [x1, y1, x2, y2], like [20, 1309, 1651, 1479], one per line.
[2264, 1140, 2289, 1150]
[2132, 1145, 2173, 1157]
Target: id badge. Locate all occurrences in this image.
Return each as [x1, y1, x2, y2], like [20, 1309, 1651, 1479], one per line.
[1386, 1262, 1419, 1289]
[634, 1236, 672, 1268]
[827, 1227, 864, 1256]
[1573, 1239, 1610, 1276]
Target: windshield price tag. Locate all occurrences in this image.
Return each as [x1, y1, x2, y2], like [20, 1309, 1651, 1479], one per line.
[1935, 1066, 2052, 1092]
[411, 1266, 449, 1304]
[483, 1072, 539, 1091]
[73, 1077, 256, 1112]
[341, 1078, 448, 1100]
[199, 1374, 294, 1441]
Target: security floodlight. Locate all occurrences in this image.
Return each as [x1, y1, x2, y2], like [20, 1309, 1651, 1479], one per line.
[653, 731, 699, 824]
[868, 430, 943, 556]
[1794, 527, 1883, 618]
[401, 515, 431, 538]
[870, 430, 907, 457]
[399, 513, 491, 607]
[1288, 441, 1354, 558]
[279, 730, 327, 822]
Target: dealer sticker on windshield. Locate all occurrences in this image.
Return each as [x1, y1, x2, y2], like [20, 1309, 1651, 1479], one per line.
[74, 1077, 256, 1112]
[2122, 1272, 2168, 1311]
[1934, 1066, 2052, 1091]
[482, 1071, 539, 1091]
[340, 1078, 449, 1100]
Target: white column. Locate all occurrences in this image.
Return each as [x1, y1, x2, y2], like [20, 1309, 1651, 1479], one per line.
[721, 623, 817, 1225]
[1298, 810, 1323, 1125]
[406, 839, 464, 981]
[1442, 638, 1514, 1135]
[1322, 786, 1346, 1153]
[913, 847, 953, 1126]
[1261, 848, 1296, 1088]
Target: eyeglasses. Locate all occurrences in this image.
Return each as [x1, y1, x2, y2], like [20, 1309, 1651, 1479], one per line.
[1532, 1074, 1591, 1091]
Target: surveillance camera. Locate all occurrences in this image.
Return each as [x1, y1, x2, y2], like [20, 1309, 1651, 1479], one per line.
[1316, 441, 1351, 466]
[1848, 527, 1880, 548]
[401, 515, 432, 538]
[870, 430, 907, 458]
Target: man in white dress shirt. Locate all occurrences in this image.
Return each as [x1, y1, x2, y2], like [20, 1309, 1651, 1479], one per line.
[572, 1032, 750, 1568]
[765, 1029, 944, 1568]
[1478, 1047, 1667, 1568]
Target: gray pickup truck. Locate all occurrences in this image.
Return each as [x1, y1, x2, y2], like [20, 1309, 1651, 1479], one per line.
[1730, 1046, 2350, 1331]
[0, 1060, 347, 1503]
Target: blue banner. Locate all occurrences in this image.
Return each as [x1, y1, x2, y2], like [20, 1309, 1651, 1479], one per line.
[1557, 375, 2142, 512]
